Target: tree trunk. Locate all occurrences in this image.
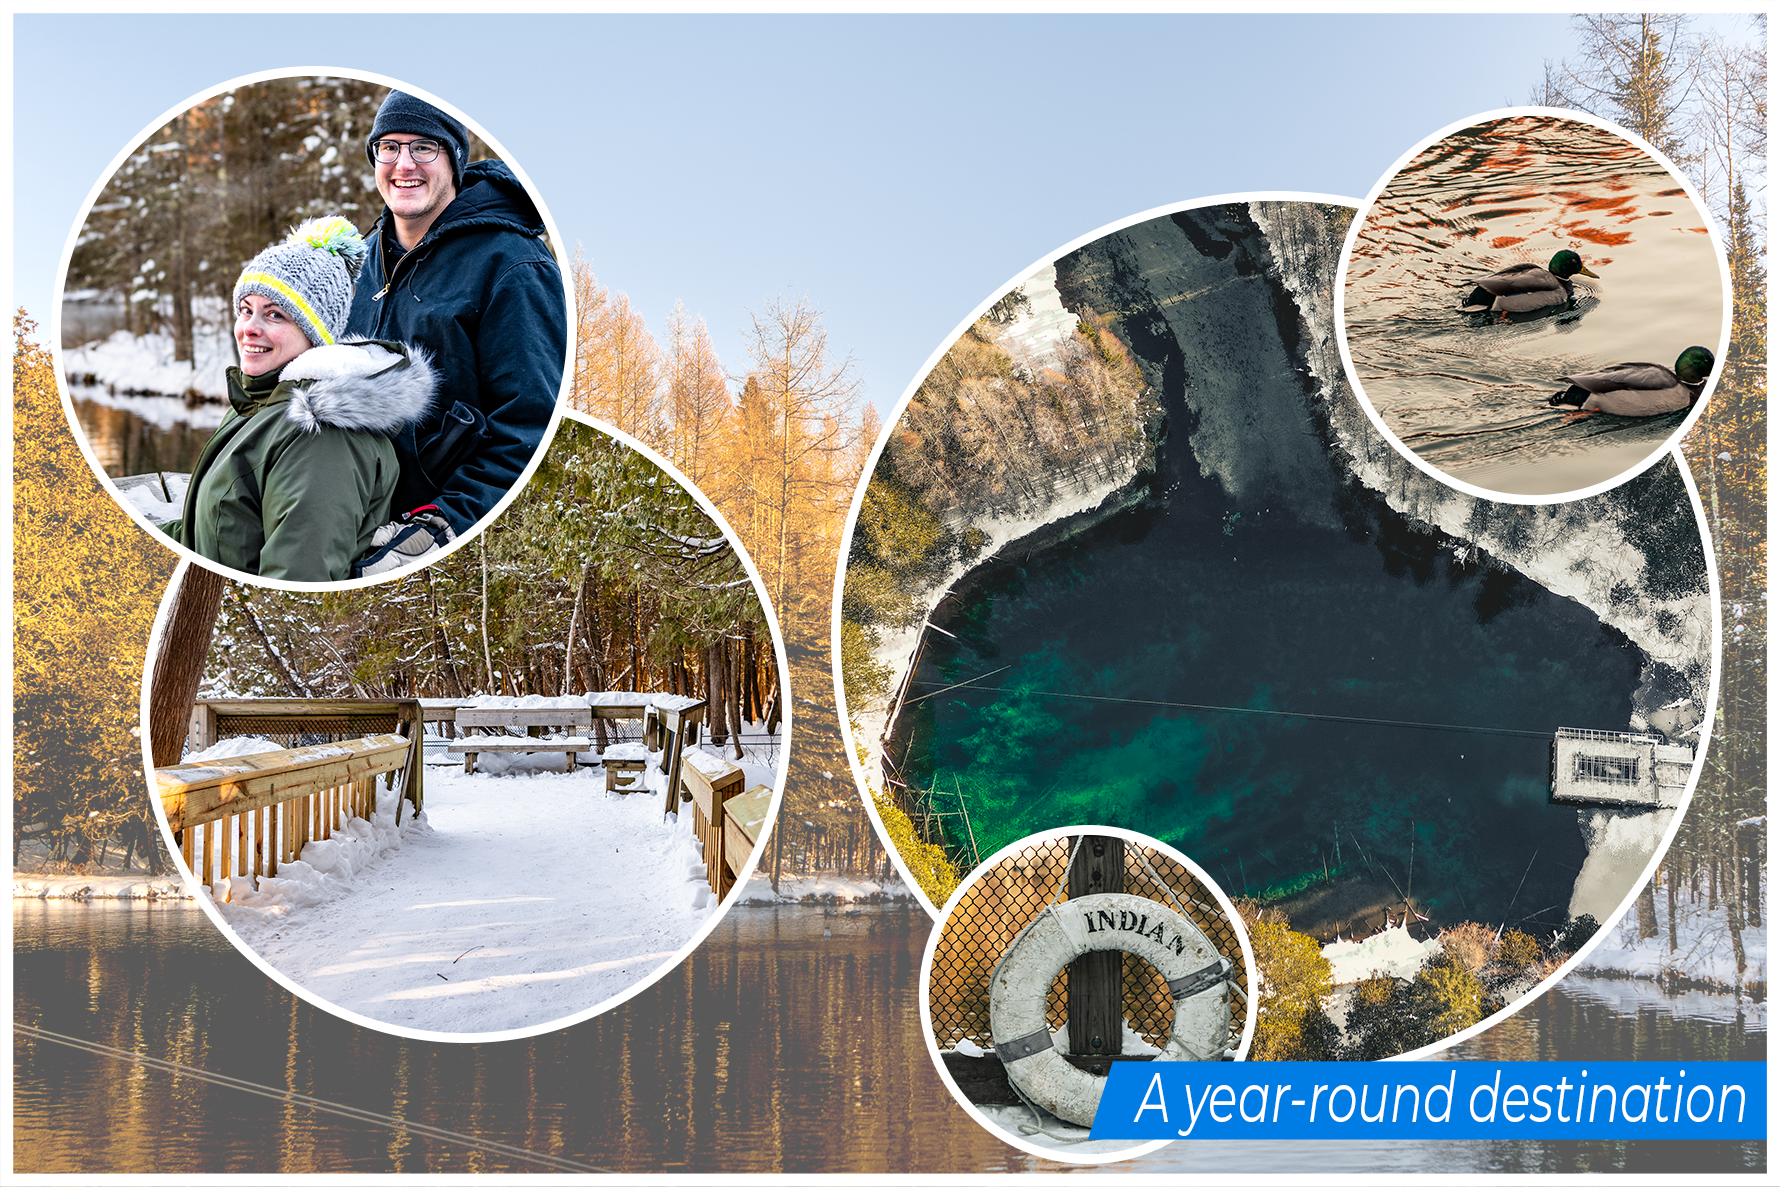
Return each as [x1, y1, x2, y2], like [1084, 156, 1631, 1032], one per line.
[148, 565, 227, 767]
[726, 637, 744, 759]
[1636, 879, 1659, 940]
[1667, 859, 1678, 953]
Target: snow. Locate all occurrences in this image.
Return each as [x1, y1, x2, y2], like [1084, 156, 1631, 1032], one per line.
[1567, 807, 1675, 923]
[735, 871, 913, 904]
[189, 735, 288, 761]
[62, 322, 236, 399]
[209, 756, 731, 1036]
[13, 874, 191, 900]
[683, 748, 735, 778]
[1577, 877, 1767, 992]
[118, 472, 191, 525]
[1321, 924, 1443, 985]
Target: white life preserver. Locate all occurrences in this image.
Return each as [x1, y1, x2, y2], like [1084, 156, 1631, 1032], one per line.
[988, 892, 1233, 1128]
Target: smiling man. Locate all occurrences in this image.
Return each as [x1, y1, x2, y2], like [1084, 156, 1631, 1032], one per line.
[347, 90, 567, 574]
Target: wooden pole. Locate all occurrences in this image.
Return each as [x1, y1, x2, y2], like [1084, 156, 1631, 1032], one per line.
[1067, 834, 1125, 1061]
[147, 564, 226, 767]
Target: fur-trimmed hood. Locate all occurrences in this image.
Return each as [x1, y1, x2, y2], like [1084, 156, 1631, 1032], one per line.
[279, 337, 436, 435]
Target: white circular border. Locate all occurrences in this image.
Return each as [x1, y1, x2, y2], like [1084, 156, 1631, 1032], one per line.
[832, 191, 1365, 920]
[138, 409, 795, 1045]
[917, 824, 1259, 1165]
[52, 66, 576, 594]
[1331, 105, 1733, 506]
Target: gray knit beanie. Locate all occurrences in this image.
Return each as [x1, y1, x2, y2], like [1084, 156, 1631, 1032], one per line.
[233, 217, 367, 346]
[366, 91, 470, 190]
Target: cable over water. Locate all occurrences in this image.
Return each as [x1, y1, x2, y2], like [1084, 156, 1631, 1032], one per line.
[13, 1023, 608, 1174]
[905, 679, 1553, 740]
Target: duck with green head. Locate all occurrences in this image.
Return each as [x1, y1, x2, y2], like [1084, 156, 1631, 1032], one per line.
[1548, 346, 1715, 418]
[1459, 250, 1599, 314]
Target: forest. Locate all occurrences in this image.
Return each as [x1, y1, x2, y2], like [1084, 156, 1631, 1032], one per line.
[63, 77, 490, 365]
[199, 421, 778, 751]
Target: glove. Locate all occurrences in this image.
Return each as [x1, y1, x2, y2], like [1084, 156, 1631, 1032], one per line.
[352, 506, 457, 577]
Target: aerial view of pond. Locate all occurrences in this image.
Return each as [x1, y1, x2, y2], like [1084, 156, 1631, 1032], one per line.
[887, 203, 1700, 938]
[1342, 115, 1723, 496]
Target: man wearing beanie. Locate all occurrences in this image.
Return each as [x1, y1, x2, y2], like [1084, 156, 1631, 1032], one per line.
[347, 89, 567, 559]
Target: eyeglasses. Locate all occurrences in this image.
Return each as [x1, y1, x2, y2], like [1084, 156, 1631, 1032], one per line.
[372, 139, 444, 165]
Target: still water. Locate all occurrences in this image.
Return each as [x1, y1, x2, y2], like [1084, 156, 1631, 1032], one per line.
[895, 213, 1648, 931]
[12, 901, 1762, 1174]
[71, 391, 220, 478]
[1343, 115, 1723, 495]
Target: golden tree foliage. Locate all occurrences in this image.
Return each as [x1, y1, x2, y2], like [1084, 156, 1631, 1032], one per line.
[13, 312, 175, 864]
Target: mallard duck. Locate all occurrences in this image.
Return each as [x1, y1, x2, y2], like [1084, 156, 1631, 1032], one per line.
[1548, 346, 1715, 418]
[1459, 250, 1599, 314]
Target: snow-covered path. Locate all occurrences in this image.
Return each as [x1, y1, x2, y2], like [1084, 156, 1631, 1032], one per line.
[217, 757, 724, 1036]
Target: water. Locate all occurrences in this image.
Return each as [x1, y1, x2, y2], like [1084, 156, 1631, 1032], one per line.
[12, 899, 1024, 1174]
[12, 902, 1761, 1173]
[70, 390, 219, 478]
[1343, 115, 1723, 496]
[892, 206, 1646, 935]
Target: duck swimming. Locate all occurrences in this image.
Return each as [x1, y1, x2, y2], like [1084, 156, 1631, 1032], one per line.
[1460, 250, 1599, 314]
[1548, 346, 1715, 418]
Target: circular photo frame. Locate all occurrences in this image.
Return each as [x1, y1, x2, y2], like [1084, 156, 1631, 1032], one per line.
[139, 414, 791, 1042]
[54, 68, 573, 590]
[1335, 107, 1729, 502]
[920, 827, 1256, 1164]
[835, 192, 1719, 1072]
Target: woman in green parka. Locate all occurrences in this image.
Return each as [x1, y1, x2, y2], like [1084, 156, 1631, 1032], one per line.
[164, 217, 435, 582]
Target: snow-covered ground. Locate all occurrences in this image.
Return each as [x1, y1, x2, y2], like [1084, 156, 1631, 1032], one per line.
[1320, 924, 1443, 985]
[735, 870, 913, 903]
[1577, 882, 1767, 991]
[62, 321, 236, 400]
[178, 726, 779, 1037]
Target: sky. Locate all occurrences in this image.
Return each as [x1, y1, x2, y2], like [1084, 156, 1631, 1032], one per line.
[10, 12, 1757, 417]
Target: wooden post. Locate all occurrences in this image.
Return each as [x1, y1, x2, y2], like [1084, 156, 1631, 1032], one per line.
[1067, 834, 1126, 1061]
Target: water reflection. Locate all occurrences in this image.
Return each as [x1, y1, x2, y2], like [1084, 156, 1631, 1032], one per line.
[71, 392, 221, 478]
[11, 902, 1763, 1174]
[12, 900, 1024, 1175]
[1344, 115, 1722, 495]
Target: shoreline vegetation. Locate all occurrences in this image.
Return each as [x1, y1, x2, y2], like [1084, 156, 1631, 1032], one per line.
[840, 299, 1165, 904]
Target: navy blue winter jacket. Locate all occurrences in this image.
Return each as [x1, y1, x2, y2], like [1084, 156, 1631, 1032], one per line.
[347, 159, 566, 533]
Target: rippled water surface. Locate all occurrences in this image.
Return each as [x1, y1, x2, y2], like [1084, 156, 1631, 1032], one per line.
[1343, 115, 1722, 495]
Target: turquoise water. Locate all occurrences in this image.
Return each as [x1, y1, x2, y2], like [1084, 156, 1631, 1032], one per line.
[893, 204, 1653, 930]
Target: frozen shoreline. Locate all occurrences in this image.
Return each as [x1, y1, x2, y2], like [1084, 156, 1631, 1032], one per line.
[852, 457, 1153, 785]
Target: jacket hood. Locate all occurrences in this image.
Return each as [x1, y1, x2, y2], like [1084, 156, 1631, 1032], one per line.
[280, 338, 437, 434]
[372, 159, 545, 247]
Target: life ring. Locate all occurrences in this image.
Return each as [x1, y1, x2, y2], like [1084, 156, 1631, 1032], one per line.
[988, 892, 1233, 1128]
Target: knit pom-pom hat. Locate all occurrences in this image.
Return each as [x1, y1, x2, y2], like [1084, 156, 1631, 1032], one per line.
[233, 217, 367, 346]
[365, 91, 470, 190]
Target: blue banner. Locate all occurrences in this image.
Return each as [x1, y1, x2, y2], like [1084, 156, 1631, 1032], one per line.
[1090, 1061, 1766, 1140]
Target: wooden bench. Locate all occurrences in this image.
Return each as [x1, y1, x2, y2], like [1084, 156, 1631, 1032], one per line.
[448, 736, 590, 774]
[450, 706, 594, 774]
[722, 785, 774, 896]
[601, 742, 652, 794]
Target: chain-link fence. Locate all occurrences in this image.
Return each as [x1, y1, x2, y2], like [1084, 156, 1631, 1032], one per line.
[929, 835, 1249, 1056]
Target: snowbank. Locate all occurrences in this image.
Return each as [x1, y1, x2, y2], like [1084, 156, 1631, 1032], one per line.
[62, 324, 235, 399]
[1577, 884, 1767, 992]
[13, 874, 191, 900]
[736, 871, 914, 904]
[1321, 925, 1443, 985]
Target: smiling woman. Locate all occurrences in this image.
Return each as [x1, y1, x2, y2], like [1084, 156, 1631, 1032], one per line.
[56, 71, 569, 587]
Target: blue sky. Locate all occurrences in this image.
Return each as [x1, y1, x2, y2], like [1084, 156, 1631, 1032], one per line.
[9, 12, 1684, 415]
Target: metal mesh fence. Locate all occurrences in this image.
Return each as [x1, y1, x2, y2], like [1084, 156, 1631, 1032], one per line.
[929, 836, 1249, 1055]
[217, 714, 401, 748]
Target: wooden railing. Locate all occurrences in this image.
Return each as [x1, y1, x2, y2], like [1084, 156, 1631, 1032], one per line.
[190, 697, 425, 813]
[157, 734, 413, 898]
[681, 753, 773, 900]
